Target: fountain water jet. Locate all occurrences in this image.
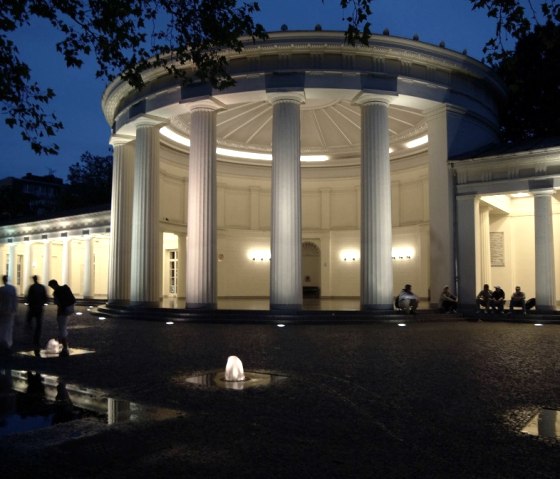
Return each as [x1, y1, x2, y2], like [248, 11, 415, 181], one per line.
[224, 356, 245, 381]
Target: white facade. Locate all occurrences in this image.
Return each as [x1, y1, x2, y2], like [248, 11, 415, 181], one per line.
[1, 31, 558, 311]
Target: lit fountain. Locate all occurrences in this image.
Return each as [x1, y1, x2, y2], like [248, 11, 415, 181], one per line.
[224, 355, 245, 382]
[184, 356, 287, 390]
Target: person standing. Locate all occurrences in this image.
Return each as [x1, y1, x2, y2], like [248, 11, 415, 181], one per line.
[48, 279, 76, 357]
[26, 275, 48, 357]
[0, 275, 18, 355]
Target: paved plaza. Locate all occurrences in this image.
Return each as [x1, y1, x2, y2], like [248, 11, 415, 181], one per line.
[1, 303, 560, 478]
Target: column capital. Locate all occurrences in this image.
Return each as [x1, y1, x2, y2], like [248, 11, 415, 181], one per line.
[110, 134, 135, 147]
[189, 97, 226, 113]
[352, 92, 393, 107]
[267, 91, 306, 105]
[532, 189, 556, 197]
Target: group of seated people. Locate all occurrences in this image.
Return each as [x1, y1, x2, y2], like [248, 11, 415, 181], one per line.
[395, 283, 533, 315]
[476, 284, 533, 315]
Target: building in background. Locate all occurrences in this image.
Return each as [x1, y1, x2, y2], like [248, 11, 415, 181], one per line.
[0, 173, 64, 220]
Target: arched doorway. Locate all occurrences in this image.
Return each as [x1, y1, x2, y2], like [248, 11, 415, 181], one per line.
[302, 241, 321, 298]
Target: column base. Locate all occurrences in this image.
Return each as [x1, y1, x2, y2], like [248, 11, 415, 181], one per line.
[270, 303, 302, 311]
[185, 302, 217, 310]
[128, 301, 161, 309]
[360, 303, 393, 311]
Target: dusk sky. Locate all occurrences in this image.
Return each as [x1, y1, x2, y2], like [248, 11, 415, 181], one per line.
[0, 0, 499, 180]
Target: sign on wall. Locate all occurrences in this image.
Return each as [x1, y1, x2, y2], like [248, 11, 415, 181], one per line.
[490, 232, 505, 267]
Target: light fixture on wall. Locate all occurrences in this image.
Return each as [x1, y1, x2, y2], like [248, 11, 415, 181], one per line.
[247, 249, 271, 262]
[391, 246, 415, 261]
[339, 249, 360, 262]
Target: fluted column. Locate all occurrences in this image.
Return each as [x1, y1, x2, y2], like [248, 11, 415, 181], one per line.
[8, 243, 16, 286]
[82, 236, 93, 299]
[456, 195, 479, 311]
[108, 137, 135, 305]
[23, 241, 32, 292]
[356, 95, 393, 310]
[131, 123, 161, 306]
[61, 238, 70, 285]
[534, 191, 557, 310]
[479, 205, 491, 287]
[177, 233, 187, 299]
[42, 240, 50, 284]
[186, 101, 221, 309]
[269, 92, 304, 310]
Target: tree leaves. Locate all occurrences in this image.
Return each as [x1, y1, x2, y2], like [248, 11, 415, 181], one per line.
[1, 0, 375, 156]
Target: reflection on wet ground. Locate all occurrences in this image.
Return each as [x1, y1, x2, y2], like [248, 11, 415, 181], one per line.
[17, 347, 95, 359]
[0, 369, 184, 438]
[522, 409, 560, 439]
[185, 370, 288, 390]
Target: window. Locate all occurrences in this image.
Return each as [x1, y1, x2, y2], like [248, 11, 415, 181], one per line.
[169, 250, 178, 294]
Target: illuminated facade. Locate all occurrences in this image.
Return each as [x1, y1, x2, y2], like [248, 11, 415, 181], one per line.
[1, 31, 558, 311]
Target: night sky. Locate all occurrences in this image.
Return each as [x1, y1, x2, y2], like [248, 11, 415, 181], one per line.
[1, 0, 497, 180]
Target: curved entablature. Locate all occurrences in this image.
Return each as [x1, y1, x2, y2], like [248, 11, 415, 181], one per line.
[102, 30, 505, 165]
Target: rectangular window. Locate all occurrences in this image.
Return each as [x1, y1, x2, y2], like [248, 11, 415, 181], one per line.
[169, 250, 178, 294]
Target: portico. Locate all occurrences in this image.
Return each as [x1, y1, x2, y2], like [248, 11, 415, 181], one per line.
[101, 31, 505, 311]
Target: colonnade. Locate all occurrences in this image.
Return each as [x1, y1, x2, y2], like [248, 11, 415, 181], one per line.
[457, 190, 557, 310]
[108, 92, 399, 310]
[3, 236, 99, 299]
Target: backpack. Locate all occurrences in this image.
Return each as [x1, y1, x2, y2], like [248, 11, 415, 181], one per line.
[58, 285, 76, 308]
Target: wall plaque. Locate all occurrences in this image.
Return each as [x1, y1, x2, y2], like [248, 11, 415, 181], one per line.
[490, 231, 505, 267]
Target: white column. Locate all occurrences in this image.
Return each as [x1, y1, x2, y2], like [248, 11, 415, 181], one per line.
[177, 232, 187, 299]
[534, 191, 557, 310]
[186, 101, 221, 309]
[8, 243, 16, 287]
[61, 237, 70, 285]
[108, 137, 135, 305]
[456, 195, 479, 310]
[426, 106, 457, 305]
[269, 92, 304, 310]
[479, 205, 492, 287]
[42, 240, 51, 284]
[131, 123, 161, 306]
[356, 95, 393, 310]
[82, 236, 93, 299]
[23, 241, 32, 292]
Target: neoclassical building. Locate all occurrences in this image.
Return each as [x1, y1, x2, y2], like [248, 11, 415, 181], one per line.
[1, 31, 558, 311]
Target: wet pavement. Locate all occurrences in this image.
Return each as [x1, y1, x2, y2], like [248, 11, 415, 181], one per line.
[1, 303, 560, 478]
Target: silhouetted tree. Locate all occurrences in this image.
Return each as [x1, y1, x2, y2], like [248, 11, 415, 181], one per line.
[469, 1, 560, 140]
[61, 152, 112, 209]
[496, 21, 560, 141]
[1, 0, 373, 156]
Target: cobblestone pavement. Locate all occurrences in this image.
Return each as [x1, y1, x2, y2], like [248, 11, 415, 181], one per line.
[1, 304, 560, 478]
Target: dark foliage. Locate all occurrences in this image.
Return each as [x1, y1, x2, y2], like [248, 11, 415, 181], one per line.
[60, 151, 113, 209]
[1, 0, 374, 156]
[469, 0, 560, 141]
[497, 21, 560, 141]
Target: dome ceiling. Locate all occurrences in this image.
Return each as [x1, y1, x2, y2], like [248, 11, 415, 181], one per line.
[172, 99, 426, 159]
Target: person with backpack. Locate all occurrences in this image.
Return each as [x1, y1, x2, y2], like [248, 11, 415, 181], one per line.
[48, 279, 76, 357]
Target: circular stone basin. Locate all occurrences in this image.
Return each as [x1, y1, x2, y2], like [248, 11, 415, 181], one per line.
[185, 371, 288, 390]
